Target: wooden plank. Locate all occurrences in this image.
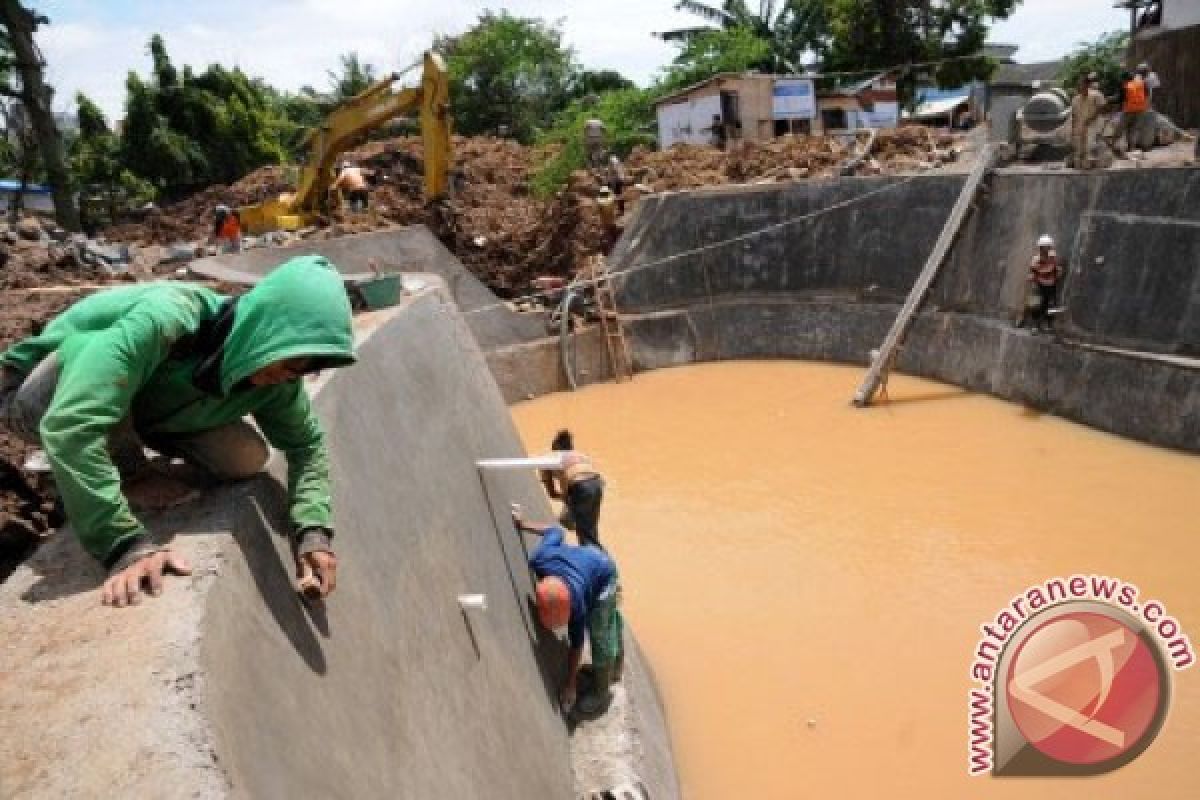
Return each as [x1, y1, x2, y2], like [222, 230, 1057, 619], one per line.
[852, 143, 998, 407]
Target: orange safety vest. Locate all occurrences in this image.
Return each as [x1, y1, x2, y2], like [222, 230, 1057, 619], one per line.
[1123, 78, 1148, 113]
[218, 214, 241, 240]
[1031, 252, 1058, 287]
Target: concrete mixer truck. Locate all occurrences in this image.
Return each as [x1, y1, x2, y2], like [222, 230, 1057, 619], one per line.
[1009, 87, 1073, 161]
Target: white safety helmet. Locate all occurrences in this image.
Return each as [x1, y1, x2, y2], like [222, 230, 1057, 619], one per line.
[215, 204, 230, 214]
[1037, 234, 1055, 248]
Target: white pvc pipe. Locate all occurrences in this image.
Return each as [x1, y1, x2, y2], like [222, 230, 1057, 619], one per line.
[475, 454, 564, 471]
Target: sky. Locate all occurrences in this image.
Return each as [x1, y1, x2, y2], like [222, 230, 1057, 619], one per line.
[30, 0, 1130, 120]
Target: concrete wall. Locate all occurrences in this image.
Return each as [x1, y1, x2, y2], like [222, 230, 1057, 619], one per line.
[1134, 22, 1200, 128]
[605, 169, 1200, 452]
[190, 227, 546, 351]
[1163, 0, 1200, 30]
[0, 288, 678, 799]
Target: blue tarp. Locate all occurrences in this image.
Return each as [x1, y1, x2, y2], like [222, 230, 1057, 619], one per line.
[0, 180, 51, 194]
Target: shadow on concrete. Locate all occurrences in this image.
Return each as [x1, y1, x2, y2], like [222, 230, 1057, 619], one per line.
[237, 492, 328, 675]
[527, 594, 572, 715]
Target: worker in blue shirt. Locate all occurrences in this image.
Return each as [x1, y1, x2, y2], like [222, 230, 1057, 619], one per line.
[513, 505, 623, 715]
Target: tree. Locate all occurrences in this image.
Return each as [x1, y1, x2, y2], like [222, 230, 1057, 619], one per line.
[0, 0, 80, 230]
[657, 1, 815, 73]
[436, 11, 578, 143]
[327, 52, 377, 102]
[533, 88, 656, 196]
[571, 70, 635, 100]
[659, 26, 771, 92]
[1059, 31, 1129, 97]
[69, 93, 153, 232]
[119, 36, 288, 195]
[817, 1, 1021, 104]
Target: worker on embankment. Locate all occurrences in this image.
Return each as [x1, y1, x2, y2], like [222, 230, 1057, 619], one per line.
[210, 204, 243, 254]
[0, 256, 356, 607]
[513, 505, 623, 716]
[1028, 234, 1063, 333]
[539, 429, 605, 549]
[1069, 74, 1106, 169]
[584, 118, 608, 170]
[1116, 68, 1150, 152]
[332, 160, 371, 212]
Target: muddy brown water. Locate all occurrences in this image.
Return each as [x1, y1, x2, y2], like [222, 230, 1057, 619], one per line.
[512, 361, 1200, 799]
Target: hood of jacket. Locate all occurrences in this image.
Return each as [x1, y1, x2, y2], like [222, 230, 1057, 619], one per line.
[218, 255, 356, 394]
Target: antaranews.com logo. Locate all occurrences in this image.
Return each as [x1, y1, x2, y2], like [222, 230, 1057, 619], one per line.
[967, 574, 1193, 777]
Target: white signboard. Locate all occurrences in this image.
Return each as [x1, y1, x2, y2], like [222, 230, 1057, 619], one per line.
[772, 79, 816, 120]
[656, 95, 724, 148]
[853, 102, 899, 129]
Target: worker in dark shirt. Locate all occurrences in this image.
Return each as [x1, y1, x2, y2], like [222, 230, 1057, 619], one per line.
[539, 429, 605, 549]
[513, 506, 623, 715]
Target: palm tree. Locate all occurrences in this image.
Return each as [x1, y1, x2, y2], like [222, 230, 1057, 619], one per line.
[656, 1, 827, 73]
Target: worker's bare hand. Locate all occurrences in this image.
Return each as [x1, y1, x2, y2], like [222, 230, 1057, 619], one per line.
[297, 550, 338, 599]
[101, 549, 192, 608]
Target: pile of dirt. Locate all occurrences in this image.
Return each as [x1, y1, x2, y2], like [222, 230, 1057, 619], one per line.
[105, 166, 293, 246]
[622, 127, 960, 191]
[0, 287, 84, 581]
[97, 130, 964, 295]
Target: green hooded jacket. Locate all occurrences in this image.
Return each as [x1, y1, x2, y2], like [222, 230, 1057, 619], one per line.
[1, 255, 356, 567]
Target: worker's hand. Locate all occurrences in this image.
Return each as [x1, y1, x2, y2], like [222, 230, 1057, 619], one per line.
[297, 549, 338, 599]
[510, 504, 525, 531]
[559, 683, 578, 713]
[101, 549, 192, 608]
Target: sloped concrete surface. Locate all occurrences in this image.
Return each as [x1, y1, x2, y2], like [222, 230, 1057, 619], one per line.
[1, 287, 678, 798]
[190, 227, 545, 350]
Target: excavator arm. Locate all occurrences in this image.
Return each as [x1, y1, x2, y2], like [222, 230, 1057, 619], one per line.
[240, 51, 451, 233]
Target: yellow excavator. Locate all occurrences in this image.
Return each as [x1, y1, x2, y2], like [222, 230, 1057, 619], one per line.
[239, 50, 452, 234]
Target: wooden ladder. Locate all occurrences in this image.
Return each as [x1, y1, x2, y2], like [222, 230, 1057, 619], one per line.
[852, 143, 998, 407]
[588, 257, 633, 382]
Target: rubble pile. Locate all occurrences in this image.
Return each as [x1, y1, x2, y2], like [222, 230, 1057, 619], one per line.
[623, 127, 960, 191]
[105, 166, 294, 246]
[96, 130, 964, 295]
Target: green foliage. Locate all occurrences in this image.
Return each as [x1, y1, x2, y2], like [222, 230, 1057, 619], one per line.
[659, 27, 771, 92]
[658, 1, 817, 73]
[571, 69, 635, 99]
[436, 11, 578, 143]
[1059, 31, 1129, 97]
[818, 0, 1019, 101]
[531, 87, 656, 197]
[70, 93, 154, 230]
[119, 36, 289, 195]
[327, 52, 377, 102]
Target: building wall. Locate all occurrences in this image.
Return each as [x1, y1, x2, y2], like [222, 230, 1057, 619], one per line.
[1163, 0, 1200, 29]
[1133, 22, 1200, 128]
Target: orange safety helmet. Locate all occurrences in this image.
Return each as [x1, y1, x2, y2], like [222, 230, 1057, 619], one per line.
[535, 576, 571, 630]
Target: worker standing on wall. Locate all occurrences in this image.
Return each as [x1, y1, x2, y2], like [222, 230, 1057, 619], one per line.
[513, 506, 623, 716]
[1116, 69, 1150, 153]
[1028, 235, 1063, 333]
[1069, 74, 1106, 169]
[210, 205, 243, 254]
[0, 256, 356, 607]
[539, 429, 605, 549]
[332, 160, 371, 212]
[584, 119, 608, 170]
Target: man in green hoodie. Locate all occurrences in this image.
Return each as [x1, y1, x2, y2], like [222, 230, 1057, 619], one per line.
[0, 255, 356, 607]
